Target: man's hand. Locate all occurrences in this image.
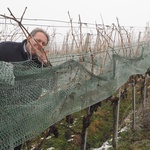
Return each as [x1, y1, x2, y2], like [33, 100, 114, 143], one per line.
[37, 50, 49, 64]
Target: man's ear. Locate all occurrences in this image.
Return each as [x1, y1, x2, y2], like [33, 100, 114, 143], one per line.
[27, 36, 32, 42]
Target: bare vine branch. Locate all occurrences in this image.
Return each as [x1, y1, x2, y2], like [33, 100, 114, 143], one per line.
[0, 7, 52, 66]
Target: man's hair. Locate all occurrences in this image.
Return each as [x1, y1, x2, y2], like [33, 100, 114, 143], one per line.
[30, 28, 50, 44]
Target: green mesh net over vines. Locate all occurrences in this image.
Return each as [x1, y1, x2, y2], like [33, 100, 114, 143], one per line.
[0, 42, 150, 149]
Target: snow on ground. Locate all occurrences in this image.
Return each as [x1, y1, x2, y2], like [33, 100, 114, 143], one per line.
[92, 141, 112, 150]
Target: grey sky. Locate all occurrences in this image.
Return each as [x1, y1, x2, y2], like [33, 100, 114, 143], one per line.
[0, 0, 149, 27]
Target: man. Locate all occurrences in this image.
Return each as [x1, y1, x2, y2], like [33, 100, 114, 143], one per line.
[0, 28, 50, 65]
[0, 28, 50, 150]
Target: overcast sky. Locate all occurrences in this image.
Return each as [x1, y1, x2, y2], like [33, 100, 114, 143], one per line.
[0, 0, 149, 28]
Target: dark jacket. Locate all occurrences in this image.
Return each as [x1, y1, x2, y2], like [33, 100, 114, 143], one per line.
[0, 39, 29, 62]
[0, 39, 44, 68]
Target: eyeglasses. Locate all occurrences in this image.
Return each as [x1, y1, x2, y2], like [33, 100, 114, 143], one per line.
[33, 38, 47, 47]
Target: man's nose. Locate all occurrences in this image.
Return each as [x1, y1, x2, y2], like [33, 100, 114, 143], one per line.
[37, 42, 45, 49]
[38, 41, 43, 46]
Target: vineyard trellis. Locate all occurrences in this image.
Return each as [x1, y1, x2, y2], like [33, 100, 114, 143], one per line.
[0, 8, 150, 149]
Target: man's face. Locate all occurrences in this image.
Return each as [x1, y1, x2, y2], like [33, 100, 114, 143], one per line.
[29, 32, 48, 56]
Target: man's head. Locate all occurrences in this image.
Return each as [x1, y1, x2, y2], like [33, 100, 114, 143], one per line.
[26, 28, 50, 63]
[29, 28, 50, 45]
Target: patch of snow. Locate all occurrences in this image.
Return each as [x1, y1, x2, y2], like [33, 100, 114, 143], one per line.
[67, 138, 74, 142]
[46, 147, 55, 150]
[46, 135, 52, 139]
[92, 141, 112, 150]
[118, 126, 128, 133]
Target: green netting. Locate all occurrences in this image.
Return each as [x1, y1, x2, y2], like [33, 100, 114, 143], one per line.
[0, 42, 150, 149]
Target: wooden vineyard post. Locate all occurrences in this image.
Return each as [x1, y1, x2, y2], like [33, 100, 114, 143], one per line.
[143, 75, 147, 115]
[112, 94, 120, 149]
[132, 80, 136, 130]
[115, 89, 121, 148]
